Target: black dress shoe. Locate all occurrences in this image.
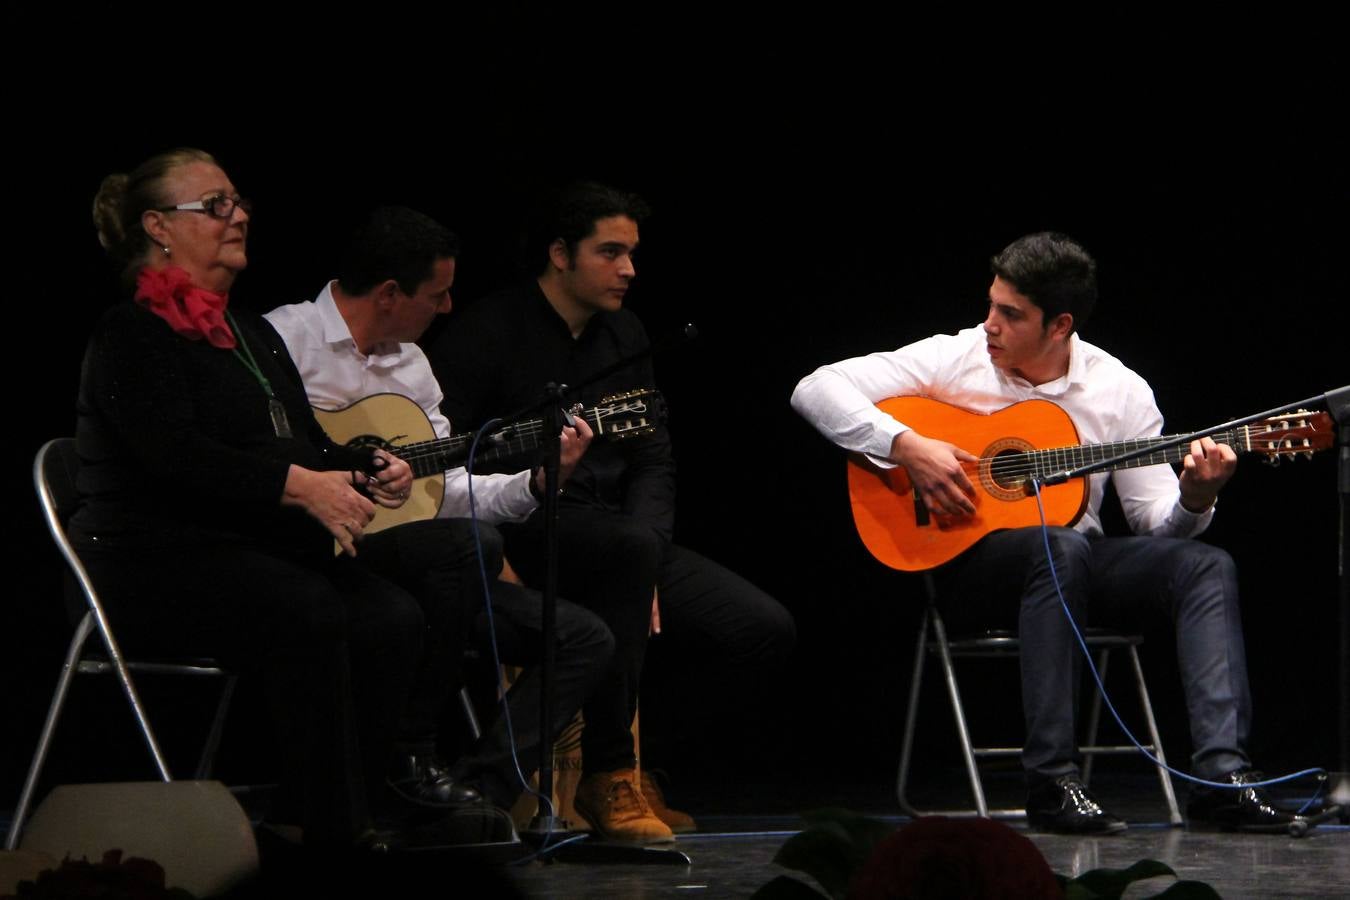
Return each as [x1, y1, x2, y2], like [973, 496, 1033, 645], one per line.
[1187, 769, 1299, 833]
[368, 804, 518, 851]
[1027, 775, 1128, 834]
[388, 754, 482, 807]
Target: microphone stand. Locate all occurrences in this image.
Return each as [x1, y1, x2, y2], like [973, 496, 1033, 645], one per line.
[488, 325, 697, 863]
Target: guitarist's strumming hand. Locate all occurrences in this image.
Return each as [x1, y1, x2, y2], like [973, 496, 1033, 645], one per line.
[366, 449, 413, 510]
[534, 416, 595, 496]
[891, 430, 979, 518]
[1178, 437, 1237, 513]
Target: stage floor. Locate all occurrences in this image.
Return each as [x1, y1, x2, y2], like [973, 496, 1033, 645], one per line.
[3, 773, 1346, 897]
[503, 774, 1350, 899]
[504, 818, 1350, 899]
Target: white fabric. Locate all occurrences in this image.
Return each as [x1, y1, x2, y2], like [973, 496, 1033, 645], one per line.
[790, 325, 1213, 538]
[266, 283, 536, 523]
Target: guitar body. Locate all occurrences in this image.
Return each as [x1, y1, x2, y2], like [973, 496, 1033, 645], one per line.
[313, 394, 445, 540]
[847, 397, 1090, 572]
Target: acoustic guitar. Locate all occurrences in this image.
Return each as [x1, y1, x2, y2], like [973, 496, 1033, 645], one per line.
[847, 397, 1333, 572]
[314, 389, 662, 541]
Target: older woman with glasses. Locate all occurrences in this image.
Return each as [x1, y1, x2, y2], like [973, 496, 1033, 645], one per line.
[73, 147, 419, 848]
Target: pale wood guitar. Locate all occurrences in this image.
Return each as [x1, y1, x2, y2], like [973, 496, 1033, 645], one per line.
[314, 389, 662, 542]
[847, 397, 1333, 572]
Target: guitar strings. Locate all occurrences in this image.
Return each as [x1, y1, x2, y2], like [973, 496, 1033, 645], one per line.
[963, 415, 1321, 481]
[959, 427, 1249, 482]
[377, 401, 649, 467]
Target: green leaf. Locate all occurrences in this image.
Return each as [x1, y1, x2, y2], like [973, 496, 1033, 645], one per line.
[772, 822, 858, 899]
[1068, 859, 1179, 899]
[749, 874, 832, 900]
[797, 808, 895, 849]
[1147, 881, 1223, 899]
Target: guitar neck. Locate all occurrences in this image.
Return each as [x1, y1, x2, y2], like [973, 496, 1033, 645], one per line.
[390, 418, 548, 479]
[389, 392, 660, 479]
[1019, 423, 1267, 479]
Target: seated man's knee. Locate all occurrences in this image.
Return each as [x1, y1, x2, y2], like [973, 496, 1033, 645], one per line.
[1173, 542, 1238, 596]
[757, 601, 796, 665]
[1042, 527, 1092, 573]
[472, 522, 506, 572]
[608, 524, 665, 581]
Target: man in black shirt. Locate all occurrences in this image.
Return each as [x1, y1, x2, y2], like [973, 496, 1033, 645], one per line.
[428, 183, 795, 843]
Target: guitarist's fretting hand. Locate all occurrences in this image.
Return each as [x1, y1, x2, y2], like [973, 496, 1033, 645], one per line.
[1178, 436, 1237, 514]
[891, 430, 979, 518]
[532, 416, 595, 496]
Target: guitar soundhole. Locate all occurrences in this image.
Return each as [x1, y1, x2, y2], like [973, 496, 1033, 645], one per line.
[979, 438, 1037, 502]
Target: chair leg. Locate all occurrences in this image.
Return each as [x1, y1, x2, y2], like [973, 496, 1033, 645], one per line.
[1081, 648, 1111, 788]
[895, 606, 931, 817]
[930, 607, 988, 817]
[1128, 645, 1182, 825]
[5, 614, 95, 850]
[194, 675, 238, 781]
[93, 608, 172, 782]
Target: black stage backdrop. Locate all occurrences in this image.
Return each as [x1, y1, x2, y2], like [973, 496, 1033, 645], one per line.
[4, 66, 1345, 808]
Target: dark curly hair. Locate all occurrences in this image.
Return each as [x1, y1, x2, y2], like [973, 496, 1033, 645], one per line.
[990, 232, 1097, 332]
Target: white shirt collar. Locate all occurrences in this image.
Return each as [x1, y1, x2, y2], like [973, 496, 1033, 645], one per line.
[991, 331, 1082, 398]
[315, 281, 404, 369]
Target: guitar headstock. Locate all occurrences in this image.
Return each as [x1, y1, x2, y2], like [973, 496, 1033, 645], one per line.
[1243, 410, 1334, 464]
[591, 388, 665, 440]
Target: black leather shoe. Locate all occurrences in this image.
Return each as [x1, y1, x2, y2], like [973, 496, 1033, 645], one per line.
[388, 754, 482, 807]
[368, 804, 518, 851]
[1027, 775, 1128, 834]
[1186, 769, 1299, 833]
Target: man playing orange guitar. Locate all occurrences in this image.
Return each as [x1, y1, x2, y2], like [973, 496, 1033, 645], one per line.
[792, 232, 1301, 834]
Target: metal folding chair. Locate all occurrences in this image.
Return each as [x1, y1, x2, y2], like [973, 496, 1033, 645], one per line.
[6, 438, 238, 849]
[895, 573, 1182, 824]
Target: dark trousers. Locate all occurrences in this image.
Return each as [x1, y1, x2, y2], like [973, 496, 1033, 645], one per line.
[456, 579, 614, 808]
[502, 506, 795, 774]
[79, 543, 422, 847]
[358, 517, 614, 810]
[356, 518, 485, 751]
[940, 527, 1252, 784]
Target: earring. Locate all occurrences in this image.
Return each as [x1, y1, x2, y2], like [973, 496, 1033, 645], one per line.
[161, 245, 171, 256]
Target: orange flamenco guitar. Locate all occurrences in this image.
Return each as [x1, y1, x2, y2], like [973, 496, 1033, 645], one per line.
[846, 397, 1333, 572]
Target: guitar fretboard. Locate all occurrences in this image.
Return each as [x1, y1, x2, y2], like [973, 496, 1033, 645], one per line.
[989, 419, 1315, 483]
[389, 397, 657, 479]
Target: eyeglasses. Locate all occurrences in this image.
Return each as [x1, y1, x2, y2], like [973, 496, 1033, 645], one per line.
[157, 193, 253, 220]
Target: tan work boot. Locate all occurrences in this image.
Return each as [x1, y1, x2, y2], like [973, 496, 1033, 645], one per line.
[639, 770, 697, 833]
[574, 769, 675, 843]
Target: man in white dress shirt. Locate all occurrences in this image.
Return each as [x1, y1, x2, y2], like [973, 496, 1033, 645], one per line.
[792, 232, 1301, 834]
[266, 207, 612, 817]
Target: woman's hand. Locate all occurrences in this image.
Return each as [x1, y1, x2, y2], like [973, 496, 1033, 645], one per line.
[366, 450, 414, 509]
[282, 465, 377, 556]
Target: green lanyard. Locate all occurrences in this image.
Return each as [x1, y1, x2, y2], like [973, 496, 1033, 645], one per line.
[226, 310, 293, 438]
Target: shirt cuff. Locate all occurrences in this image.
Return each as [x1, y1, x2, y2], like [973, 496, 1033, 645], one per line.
[864, 420, 911, 469]
[1169, 497, 1215, 536]
[506, 469, 540, 520]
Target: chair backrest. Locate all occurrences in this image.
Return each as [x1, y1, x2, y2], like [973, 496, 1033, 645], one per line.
[35, 438, 81, 529]
[34, 438, 104, 621]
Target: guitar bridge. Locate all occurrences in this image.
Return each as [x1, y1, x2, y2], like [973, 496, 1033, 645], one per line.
[913, 489, 930, 528]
